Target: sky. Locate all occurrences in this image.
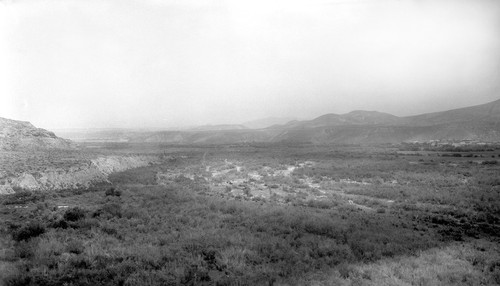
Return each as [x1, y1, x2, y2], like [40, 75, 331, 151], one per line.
[1, 0, 499, 130]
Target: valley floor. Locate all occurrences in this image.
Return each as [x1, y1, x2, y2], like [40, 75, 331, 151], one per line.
[1, 143, 499, 285]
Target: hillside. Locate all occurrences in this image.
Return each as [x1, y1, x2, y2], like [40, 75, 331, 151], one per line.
[278, 111, 400, 129]
[189, 124, 248, 131]
[243, 117, 296, 129]
[270, 99, 500, 143]
[132, 129, 275, 144]
[403, 98, 500, 125]
[0, 117, 74, 150]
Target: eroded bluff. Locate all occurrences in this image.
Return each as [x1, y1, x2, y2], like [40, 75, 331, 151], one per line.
[0, 156, 157, 194]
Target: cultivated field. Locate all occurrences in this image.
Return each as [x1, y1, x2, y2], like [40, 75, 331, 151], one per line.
[1, 143, 499, 285]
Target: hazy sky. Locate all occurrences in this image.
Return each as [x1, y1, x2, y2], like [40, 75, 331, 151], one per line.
[1, 0, 499, 129]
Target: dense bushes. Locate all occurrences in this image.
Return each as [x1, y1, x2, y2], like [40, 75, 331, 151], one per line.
[63, 207, 87, 222]
[105, 187, 122, 197]
[1, 190, 45, 205]
[11, 222, 45, 241]
[2, 185, 442, 285]
[2, 145, 500, 285]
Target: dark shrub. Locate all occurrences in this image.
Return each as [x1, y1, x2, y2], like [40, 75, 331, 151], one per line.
[69, 256, 92, 269]
[102, 226, 118, 236]
[63, 207, 87, 222]
[12, 222, 45, 241]
[105, 187, 122, 197]
[50, 219, 68, 229]
[14, 241, 36, 258]
[105, 187, 115, 196]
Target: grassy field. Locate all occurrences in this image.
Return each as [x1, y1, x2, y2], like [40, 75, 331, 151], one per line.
[1, 143, 499, 285]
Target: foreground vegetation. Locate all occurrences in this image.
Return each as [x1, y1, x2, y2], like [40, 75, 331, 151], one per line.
[1, 143, 499, 285]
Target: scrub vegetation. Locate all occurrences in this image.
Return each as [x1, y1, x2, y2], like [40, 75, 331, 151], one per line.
[1, 143, 499, 285]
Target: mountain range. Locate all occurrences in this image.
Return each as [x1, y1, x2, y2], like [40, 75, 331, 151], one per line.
[2, 98, 500, 147]
[269, 99, 500, 144]
[124, 98, 500, 144]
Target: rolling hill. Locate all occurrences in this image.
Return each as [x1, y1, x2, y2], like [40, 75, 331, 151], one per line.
[269, 99, 500, 144]
[243, 117, 297, 129]
[403, 98, 500, 126]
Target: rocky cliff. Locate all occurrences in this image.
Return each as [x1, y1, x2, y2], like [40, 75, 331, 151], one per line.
[0, 117, 74, 150]
[0, 117, 161, 194]
[0, 155, 157, 194]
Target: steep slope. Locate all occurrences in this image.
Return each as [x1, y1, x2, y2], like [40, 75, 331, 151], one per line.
[403, 99, 500, 125]
[0, 154, 158, 194]
[0, 117, 74, 150]
[243, 117, 296, 129]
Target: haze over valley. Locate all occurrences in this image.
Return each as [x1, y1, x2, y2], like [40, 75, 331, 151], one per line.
[50, 98, 500, 144]
[1, 0, 500, 285]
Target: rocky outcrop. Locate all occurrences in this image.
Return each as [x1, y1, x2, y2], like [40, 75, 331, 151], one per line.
[1, 155, 157, 192]
[0, 117, 74, 151]
[0, 117, 159, 193]
[0, 185, 15, 195]
[91, 156, 156, 175]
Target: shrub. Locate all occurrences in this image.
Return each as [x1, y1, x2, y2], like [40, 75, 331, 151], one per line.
[50, 219, 68, 229]
[306, 199, 334, 209]
[63, 207, 87, 222]
[14, 241, 36, 258]
[68, 255, 92, 269]
[337, 263, 356, 278]
[101, 225, 118, 236]
[66, 240, 85, 254]
[105, 187, 122, 197]
[2, 190, 45, 205]
[12, 222, 45, 241]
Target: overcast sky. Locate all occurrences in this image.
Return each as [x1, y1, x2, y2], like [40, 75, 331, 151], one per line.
[1, 0, 499, 129]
